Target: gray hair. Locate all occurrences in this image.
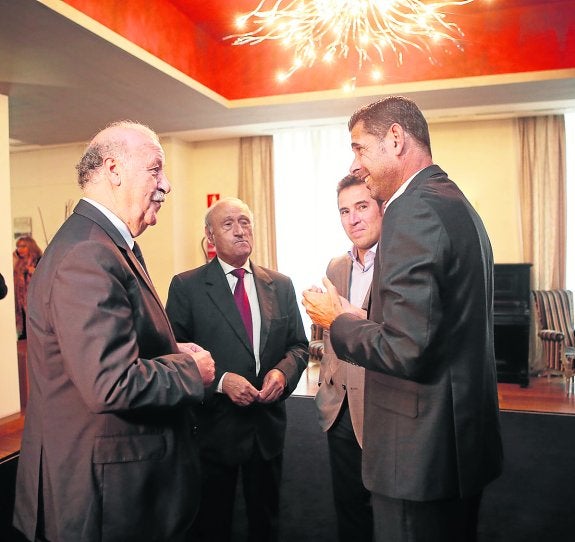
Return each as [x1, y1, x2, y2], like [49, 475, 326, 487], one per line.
[204, 197, 254, 231]
[75, 121, 159, 188]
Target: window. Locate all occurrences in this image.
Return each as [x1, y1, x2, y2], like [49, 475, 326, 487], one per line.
[273, 124, 353, 334]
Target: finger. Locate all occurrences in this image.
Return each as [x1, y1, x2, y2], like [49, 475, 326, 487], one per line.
[322, 277, 343, 306]
[321, 276, 338, 296]
[258, 387, 277, 403]
[305, 285, 322, 293]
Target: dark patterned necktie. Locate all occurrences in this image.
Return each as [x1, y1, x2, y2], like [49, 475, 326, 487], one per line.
[132, 242, 148, 273]
[231, 268, 253, 344]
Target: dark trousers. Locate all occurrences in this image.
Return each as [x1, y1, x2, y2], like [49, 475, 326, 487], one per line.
[189, 445, 283, 542]
[372, 491, 482, 542]
[327, 398, 373, 542]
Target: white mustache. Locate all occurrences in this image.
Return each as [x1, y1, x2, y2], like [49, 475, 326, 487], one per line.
[151, 190, 166, 203]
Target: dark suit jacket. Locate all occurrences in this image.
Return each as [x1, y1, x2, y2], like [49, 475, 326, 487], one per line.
[331, 165, 503, 501]
[14, 200, 206, 542]
[315, 254, 367, 446]
[166, 258, 308, 465]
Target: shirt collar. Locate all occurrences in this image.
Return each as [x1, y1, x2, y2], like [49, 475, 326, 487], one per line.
[385, 168, 424, 210]
[82, 197, 135, 249]
[218, 257, 252, 275]
[348, 243, 377, 269]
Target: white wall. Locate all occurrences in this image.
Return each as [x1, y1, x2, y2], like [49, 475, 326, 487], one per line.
[0, 95, 21, 418]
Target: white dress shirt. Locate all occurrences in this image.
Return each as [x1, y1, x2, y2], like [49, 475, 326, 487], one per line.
[348, 244, 377, 308]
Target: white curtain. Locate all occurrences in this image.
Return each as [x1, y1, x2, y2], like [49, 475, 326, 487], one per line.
[273, 123, 354, 335]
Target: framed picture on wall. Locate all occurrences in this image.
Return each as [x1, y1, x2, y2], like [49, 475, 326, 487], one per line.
[13, 217, 32, 240]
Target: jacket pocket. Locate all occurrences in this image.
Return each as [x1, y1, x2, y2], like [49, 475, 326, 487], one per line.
[93, 434, 166, 464]
[370, 374, 419, 419]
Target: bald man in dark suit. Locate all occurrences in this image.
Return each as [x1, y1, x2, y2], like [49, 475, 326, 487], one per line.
[166, 197, 308, 542]
[13, 121, 215, 542]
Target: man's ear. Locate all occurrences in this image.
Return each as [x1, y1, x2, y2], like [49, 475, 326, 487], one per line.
[205, 226, 214, 245]
[389, 123, 404, 154]
[103, 156, 121, 186]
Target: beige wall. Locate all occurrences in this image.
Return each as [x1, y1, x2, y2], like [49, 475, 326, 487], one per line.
[138, 137, 240, 299]
[430, 119, 522, 263]
[8, 118, 524, 295]
[2, 117, 523, 418]
[10, 143, 86, 250]
[9, 137, 241, 302]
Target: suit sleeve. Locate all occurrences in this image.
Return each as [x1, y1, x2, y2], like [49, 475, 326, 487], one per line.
[49, 241, 205, 413]
[166, 273, 195, 342]
[330, 195, 446, 381]
[272, 277, 309, 395]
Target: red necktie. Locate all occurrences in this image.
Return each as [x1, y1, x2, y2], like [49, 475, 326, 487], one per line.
[231, 268, 253, 344]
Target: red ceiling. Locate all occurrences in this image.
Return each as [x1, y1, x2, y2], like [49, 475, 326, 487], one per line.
[62, 0, 575, 100]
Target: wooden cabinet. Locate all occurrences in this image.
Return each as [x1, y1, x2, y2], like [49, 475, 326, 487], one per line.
[493, 264, 532, 387]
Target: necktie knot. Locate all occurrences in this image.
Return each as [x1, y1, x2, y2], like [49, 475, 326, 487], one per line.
[231, 268, 246, 280]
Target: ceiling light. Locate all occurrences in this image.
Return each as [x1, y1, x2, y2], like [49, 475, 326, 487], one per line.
[225, 0, 475, 83]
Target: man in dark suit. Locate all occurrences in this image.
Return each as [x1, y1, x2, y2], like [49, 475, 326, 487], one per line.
[13, 121, 215, 542]
[166, 197, 308, 542]
[315, 174, 382, 542]
[303, 96, 503, 542]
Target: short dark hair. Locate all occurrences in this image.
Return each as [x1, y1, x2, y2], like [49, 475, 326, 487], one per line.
[348, 96, 431, 155]
[336, 174, 364, 196]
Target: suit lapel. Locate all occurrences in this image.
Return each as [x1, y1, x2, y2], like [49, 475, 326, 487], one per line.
[72, 200, 169, 325]
[331, 253, 374, 307]
[204, 259, 254, 353]
[342, 258, 352, 300]
[252, 263, 274, 356]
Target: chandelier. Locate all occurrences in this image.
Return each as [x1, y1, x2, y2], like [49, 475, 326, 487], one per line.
[225, 0, 474, 87]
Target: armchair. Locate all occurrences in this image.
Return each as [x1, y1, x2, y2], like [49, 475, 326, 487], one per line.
[309, 324, 324, 363]
[532, 289, 575, 395]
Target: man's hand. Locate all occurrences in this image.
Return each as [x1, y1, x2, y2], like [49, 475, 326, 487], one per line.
[178, 342, 204, 355]
[178, 343, 216, 387]
[302, 277, 347, 328]
[258, 369, 286, 404]
[222, 373, 259, 406]
[340, 298, 368, 319]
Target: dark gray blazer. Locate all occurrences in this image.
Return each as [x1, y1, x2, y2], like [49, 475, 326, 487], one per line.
[166, 258, 308, 466]
[331, 165, 503, 501]
[14, 200, 206, 542]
